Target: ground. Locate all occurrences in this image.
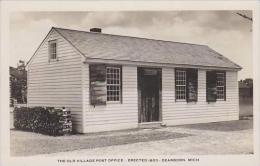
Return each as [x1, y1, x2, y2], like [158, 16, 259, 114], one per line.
[10, 102, 253, 156]
[239, 97, 253, 118]
[10, 119, 253, 156]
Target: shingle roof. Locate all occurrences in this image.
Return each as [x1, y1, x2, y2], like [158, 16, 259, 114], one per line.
[54, 27, 241, 69]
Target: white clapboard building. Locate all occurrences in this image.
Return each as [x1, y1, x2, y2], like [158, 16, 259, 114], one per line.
[27, 27, 241, 133]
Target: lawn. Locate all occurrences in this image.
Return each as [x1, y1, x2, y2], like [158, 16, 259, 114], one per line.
[10, 102, 253, 156]
[10, 129, 191, 156]
[177, 119, 252, 131]
[10, 119, 253, 156]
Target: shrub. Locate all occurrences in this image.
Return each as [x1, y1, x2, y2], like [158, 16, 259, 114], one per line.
[13, 107, 72, 136]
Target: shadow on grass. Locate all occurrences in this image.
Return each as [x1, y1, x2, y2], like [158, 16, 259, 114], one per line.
[176, 120, 253, 132]
[11, 130, 192, 156]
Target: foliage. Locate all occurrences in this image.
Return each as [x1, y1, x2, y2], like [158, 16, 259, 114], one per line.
[13, 107, 72, 136]
[10, 60, 27, 104]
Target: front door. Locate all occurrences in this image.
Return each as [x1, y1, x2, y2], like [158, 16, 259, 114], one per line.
[138, 68, 161, 123]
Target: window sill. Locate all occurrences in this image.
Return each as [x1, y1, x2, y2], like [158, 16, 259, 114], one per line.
[175, 99, 186, 102]
[187, 101, 197, 103]
[216, 99, 226, 101]
[207, 101, 216, 103]
[207, 99, 225, 103]
[107, 101, 122, 104]
[49, 59, 58, 63]
[175, 100, 198, 103]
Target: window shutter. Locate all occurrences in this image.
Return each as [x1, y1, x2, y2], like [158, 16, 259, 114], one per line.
[223, 72, 226, 101]
[89, 64, 107, 105]
[186, 69, 198, 102]
[120, 66, 123, 103]
[206, 71, 217, 102]
[174, 69, 177, 100]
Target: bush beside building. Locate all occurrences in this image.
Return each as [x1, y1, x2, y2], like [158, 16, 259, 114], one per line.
[14, 107, 72, 136]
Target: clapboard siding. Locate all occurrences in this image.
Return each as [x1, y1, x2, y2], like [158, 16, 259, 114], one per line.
[27, 28, 240, 134]
[27, 29, 83, 132]
[29, 60, 81, 69]
[162, 69, 239, 125]
[82, 64, 138, 133]
[82, 65, 239, 133]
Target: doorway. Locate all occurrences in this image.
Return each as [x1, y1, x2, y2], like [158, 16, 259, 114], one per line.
[138, 67, 162, 123]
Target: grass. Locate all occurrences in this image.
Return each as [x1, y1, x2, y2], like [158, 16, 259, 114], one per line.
[10, 100, 253, 156]
[176, 119, 252, 131]
[10, 129, 191, 156]
[11, 119, 253, 156]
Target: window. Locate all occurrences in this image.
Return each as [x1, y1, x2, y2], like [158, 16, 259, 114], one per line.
[216, 72, 226, 100]
[175, 68, 198, 102]
[206, 71, 226, 102]
[89, 64, 122, 105]
[175, 69, 186, 100]
[48, 40, 57, 60]
[106, 66, 121, 102]
[89, 64, 106, 105]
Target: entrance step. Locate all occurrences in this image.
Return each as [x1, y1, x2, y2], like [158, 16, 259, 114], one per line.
[138, 122, 166, 129]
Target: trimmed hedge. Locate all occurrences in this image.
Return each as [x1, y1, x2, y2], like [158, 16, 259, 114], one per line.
[13, 107, 72, 136]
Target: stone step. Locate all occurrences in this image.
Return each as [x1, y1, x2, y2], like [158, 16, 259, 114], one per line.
[138, 121, 166, 129]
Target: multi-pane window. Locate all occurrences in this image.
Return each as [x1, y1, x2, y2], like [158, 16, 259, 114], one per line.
[49, 40, 57, 60]
[216, 72, 225, 100]
[175, 70, 186, 100]
[106, 66, 121, 102]
[206, 71, 226, 102]
[175, 68, 198, 102]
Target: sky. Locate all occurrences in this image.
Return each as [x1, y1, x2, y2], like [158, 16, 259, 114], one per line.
[10, 11, 252, 80]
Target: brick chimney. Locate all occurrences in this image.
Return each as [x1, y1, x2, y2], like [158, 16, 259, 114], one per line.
[90, 28, 102, 33]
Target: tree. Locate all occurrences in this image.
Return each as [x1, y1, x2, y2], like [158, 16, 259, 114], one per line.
[10, 60, 27, 104]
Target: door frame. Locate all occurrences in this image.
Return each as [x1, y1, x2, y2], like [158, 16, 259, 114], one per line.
[137, 67, 162, 123]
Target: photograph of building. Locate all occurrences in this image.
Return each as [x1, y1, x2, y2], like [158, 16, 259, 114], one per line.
[7, 10, 254, 158]
[27, 27, 241, 133]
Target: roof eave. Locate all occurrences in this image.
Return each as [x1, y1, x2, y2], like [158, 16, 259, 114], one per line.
[53, 27, 87, 58]
[84, 57, 242, 71]
[206, 46, 242, 71]
[26, 27, 56, 68]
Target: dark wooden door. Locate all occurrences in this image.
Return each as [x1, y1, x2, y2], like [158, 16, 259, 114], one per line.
[138, 68, 161, 123]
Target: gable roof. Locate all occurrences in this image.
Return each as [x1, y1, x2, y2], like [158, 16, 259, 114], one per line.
[53, 27, 241, 70]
